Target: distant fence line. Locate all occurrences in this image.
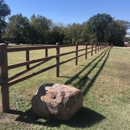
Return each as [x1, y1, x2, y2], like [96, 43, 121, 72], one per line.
[0, 42, 109, 113]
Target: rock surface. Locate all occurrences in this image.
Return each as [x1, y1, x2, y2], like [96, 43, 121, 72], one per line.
[31, 83, 83, 120]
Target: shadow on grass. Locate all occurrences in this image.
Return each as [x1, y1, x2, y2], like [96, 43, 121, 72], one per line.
[9, 106, 105, 128]
[63, 47, 112, 96]
[8, 47, 111, 128]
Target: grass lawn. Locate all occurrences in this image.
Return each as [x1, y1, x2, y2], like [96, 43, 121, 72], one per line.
[0, 45, 130, 130]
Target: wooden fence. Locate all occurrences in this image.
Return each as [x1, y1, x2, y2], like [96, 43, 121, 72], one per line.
[0, 42, 109, 113]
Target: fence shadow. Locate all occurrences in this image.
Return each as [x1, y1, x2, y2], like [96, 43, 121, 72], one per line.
[63, 47, 111, 96]
[9, 106, 105, 128]
[8, 47, 111, 128]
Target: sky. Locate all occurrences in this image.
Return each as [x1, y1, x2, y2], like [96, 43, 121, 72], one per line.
[5, 0, 130, 26]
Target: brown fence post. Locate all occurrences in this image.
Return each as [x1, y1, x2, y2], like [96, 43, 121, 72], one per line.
[56, 42, 60, 77]
[45, 48, 48, 57]
[91, 43, 93, 56]
[26, 50, 30, 70]
[85, 42, 88, 60]
[95, 43, 97, 54]
[75, 42, 78, 65]
[100, 42, 102, 51]
[98, 42, 99, 52]
[0, 43, 9, 112]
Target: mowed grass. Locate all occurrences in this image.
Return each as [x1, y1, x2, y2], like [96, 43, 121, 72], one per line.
[0, 45, 130, 130]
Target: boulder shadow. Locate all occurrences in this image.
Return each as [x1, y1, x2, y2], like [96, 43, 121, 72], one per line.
[9, 106, 105, 128]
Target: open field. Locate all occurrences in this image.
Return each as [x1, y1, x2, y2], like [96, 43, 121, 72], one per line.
[0, 46, 130, 130]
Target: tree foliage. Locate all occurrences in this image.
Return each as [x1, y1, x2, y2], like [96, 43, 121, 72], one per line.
[64, 23, 83, 44]
[4, 14, 29, 44]
[1, 11, 130, 46]
[29, 14, 53, 44]
[87, 13, 130, 46]
[0, 0, 11, 41]
[87, 13, 113, 42]
[47, 26, 65, 44]
[107, 20, 129, 46]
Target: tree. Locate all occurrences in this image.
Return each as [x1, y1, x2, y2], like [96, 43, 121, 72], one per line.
[0, 0, 11, 41]
[81, 22, 91, 42]
[29, 14, 53, 44]
[107, 20, 130, 46]
[63, 23, 83, 44]
[87, 13, 130, 46]
[4, 14, 29, 44]
[87, 13, 113, 42]
[47, 26, 65, 44]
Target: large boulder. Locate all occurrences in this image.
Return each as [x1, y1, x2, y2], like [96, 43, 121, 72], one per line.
[31, 83, 83, 120]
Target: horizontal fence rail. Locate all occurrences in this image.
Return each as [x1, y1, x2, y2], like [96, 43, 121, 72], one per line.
[0, 42, 109, 112]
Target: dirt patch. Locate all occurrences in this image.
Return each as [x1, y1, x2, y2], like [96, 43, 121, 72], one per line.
[0, 113, 16, 123]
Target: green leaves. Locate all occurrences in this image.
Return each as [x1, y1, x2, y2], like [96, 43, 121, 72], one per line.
[63, 23, 83, 44]
[29, 14, 53, 44]
[87, 13, 113, 42]
[4, 14, 29, 44]
[0, 0, 11, 19]
[87, 13, 129, 46]
[0, 0, 11, 40]
[107, 20, 129, 46]
[2, 11, 130, 45]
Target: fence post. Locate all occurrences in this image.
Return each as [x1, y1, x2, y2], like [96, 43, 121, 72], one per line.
[91, 43, 93, 56]
[45, 48, 48, 57]
[26, 50, 30, 70]
[98, 42, 100, 52]
[75, 42, 78, 65]
[95, 43, 97, 54]
[85, 42, 88, 60]
[0, 43, 9, 112]
[56, 42, 60, 77]
[100, 42, 102, 51]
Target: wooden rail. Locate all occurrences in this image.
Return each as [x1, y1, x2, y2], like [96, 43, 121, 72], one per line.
[0, 42, 109, 112]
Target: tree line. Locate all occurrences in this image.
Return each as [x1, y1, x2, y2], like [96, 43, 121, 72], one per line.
[0, 0, 130, 46]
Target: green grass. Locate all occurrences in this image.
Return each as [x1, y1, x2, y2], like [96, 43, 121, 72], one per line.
[0, 46, 130, 130]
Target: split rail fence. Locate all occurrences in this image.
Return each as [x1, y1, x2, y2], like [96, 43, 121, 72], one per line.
[0, 42, 109, 112]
